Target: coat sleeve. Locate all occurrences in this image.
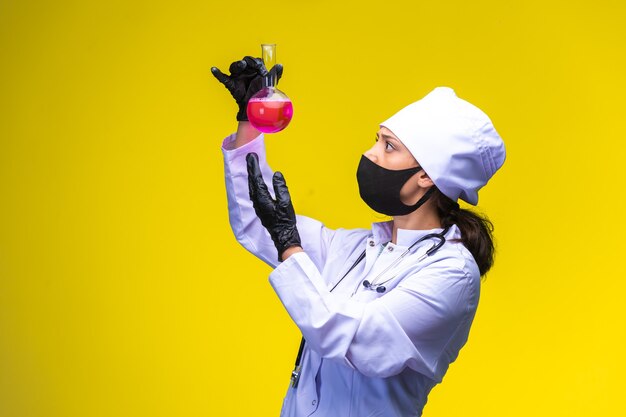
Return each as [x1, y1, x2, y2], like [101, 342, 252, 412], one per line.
[221, 132, 336, 270]
[268, 251, 480, 382]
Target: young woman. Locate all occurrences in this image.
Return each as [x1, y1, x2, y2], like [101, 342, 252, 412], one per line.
[213, 56, 506, 417]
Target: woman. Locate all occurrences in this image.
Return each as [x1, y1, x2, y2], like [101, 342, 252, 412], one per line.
[212, 56, 506, 417]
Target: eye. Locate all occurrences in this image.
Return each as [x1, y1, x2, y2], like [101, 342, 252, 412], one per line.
[385, 141, 395, 151]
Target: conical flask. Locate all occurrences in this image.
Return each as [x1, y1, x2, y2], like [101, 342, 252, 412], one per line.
[246, 44, 293, 133]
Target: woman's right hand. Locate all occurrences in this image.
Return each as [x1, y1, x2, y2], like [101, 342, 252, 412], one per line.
[211, 56, 283, 121]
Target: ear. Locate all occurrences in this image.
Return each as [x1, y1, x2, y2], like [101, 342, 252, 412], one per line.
[417, 171, 435, 188]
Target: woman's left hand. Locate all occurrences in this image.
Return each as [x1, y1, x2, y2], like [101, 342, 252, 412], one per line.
[246, 153, 302, 262]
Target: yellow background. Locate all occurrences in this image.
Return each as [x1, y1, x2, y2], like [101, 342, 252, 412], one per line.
[1, 0, 625, 416]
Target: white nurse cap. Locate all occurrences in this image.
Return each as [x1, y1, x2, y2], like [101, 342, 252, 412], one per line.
[379, 86, 506, 205]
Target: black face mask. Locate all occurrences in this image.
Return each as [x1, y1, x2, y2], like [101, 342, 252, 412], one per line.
[356, 155, 435, 216]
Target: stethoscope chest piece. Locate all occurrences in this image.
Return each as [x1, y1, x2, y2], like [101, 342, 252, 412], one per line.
[362, 280, 386, 293]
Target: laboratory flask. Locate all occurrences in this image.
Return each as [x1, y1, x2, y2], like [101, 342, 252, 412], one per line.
[247, 43, 293, 133]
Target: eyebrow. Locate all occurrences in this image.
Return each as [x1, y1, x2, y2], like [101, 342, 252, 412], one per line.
[376, 132, 401, 143]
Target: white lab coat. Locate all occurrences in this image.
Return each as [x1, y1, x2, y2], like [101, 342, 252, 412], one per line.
[221, 132, 481, 417]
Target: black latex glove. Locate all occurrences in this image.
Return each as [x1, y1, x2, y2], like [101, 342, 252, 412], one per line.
[211, 56, 283, 121]
[246, 152, 301, 262]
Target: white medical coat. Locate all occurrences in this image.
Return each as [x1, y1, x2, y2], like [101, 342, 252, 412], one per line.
[221, 132, 481, 417]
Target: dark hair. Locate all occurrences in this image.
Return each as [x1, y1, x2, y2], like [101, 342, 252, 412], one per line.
[431, 188, 495, 277]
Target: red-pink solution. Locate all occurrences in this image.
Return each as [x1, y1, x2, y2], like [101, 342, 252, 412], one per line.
[247, 98, 294, 133]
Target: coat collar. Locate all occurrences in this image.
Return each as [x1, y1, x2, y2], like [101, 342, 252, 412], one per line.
[370, 220, 461, 248]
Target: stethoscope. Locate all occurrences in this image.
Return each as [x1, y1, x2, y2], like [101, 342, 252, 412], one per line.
[356, 225, 451, 294]
[290, 225, 451, 388]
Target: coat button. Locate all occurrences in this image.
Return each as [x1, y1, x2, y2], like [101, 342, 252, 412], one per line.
[312, 400, 317, 406]
[388, 246, 394, 252]
[369, 241, 375, 247]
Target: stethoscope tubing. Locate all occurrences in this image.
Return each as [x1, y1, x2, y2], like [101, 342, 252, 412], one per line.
[355, 226, 451, 294]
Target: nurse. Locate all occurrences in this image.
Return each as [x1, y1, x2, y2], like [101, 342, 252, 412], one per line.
[212, 56, 506, 417]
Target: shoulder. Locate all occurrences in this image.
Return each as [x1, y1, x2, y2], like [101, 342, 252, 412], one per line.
[416, 240, 479, 278]
[449, 241, 481, 283]
[401, 242, 481, 312]
[326, 226, 372, 255]
[321, 226, 373, 269]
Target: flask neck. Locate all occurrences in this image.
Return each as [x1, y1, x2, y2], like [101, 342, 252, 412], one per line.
[263, 73, 277, 88]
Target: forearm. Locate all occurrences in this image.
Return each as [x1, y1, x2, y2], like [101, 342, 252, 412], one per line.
[222, 133, 280, 268]
[281, 246, 304, 261]
[234, 121, 262, 149]
[269, 253, 469, 379]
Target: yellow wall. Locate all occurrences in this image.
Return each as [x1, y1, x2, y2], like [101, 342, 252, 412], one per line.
[1, 1, 624, 416]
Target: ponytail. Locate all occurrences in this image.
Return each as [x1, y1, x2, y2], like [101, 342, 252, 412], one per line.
[432, 188, 495, 277]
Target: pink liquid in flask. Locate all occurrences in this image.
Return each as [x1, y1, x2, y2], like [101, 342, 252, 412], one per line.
[247, 98, 293, 134]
